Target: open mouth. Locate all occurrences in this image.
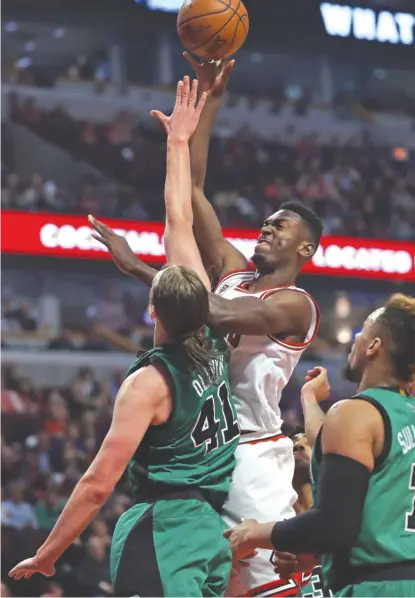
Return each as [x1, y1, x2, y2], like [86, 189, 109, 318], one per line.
[256, 236, 271, 247]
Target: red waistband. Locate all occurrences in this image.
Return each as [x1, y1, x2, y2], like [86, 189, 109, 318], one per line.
[240, 432, 287, 445]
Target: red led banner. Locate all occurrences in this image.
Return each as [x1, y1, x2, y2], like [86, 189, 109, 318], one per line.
[2, 211, 414, 281]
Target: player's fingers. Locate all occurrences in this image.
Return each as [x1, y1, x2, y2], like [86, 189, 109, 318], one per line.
[150, 110, 169, 129]
[24, 572, 33, 580]
[274, 551, 297, 561]
[174, 79, 184, 108]
[189, 78, 198, 107]
[222, 59, 235, 84]
[91, 233, 108, 247]
[183, 51, 200, 71]
[196, 91, 208, 115]
[223, 529, 232, 539]
[88, 215, 110, 237]
[182, 75, 190, 105]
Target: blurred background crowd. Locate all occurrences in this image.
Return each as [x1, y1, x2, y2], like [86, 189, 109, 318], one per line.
[1, 0, 415, 595]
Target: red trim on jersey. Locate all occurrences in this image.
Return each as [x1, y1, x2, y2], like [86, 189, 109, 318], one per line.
[245, 577, 298, 597]
[215, 268, 255, 291]
[243, 433, 287, 446]
[261, 288, 320, 350]
[299, 569, 314, 588]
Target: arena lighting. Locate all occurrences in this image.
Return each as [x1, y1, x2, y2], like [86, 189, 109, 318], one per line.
[1, 211, 415, 282]
[337, 327, 352, 344]
[320, 3, 415, 45]
[134, 0, 182, 11]
[335, 293, 351, 319]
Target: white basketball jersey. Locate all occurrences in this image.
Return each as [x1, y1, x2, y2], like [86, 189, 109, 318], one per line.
[215, 269, 320, 439]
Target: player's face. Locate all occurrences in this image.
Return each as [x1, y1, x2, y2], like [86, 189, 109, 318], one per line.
[345, 314, 382, 382]
[293, 433, 311, 468]
[252, 210, 314, 274]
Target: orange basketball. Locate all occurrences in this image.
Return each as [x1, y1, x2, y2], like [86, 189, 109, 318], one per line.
[177, 0, 249, 61]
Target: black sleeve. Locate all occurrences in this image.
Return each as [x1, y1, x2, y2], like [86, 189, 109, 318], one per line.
[271, 454, 370, 554]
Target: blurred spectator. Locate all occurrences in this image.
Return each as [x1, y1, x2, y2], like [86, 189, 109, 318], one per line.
[3, 96, 414, 240]
[35, 488, 66, 533]
[41, 581, 64, 597]
[1, 483, 38, 531]
[90, 287, 130, 333]
[2, 290, 38, 333]
[73, 536, 112, 596]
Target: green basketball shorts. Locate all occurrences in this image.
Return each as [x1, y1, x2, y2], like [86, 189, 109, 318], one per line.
[336, 580, 415, 597]
[110, 498, 232, 597]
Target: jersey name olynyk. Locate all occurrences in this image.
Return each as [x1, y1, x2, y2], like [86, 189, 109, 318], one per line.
[215, 270, 320, 439]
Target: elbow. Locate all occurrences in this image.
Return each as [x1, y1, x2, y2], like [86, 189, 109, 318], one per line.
[80, 473, 112, 506]
[324, 518, 361, 552]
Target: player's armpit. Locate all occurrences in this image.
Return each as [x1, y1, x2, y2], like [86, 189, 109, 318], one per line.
[321, 399, 386, 470]
[207, 289, 311, 338]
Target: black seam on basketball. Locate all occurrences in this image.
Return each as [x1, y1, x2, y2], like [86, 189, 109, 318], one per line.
[240, 14, 249, 36]
[178, 3, 232, 26]
[224, 12, 243, 56]
[218, 0, 241, 56]
[226, 7, 247, 54]
[183, 4, 240, 53]
[215, 0, 234, 10]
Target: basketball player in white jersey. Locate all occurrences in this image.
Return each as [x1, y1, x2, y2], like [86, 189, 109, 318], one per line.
[89, 70, 322, 596]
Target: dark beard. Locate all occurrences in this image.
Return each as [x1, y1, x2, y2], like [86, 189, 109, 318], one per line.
[251, 252, 273, 274]
[343, 363, 360, 383]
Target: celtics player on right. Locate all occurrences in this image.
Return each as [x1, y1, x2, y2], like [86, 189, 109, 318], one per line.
[227, 293, 415, 597]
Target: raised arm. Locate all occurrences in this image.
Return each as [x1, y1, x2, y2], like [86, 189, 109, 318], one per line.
[9, 365, 171, 580]
[300, 367, 329, 448]
[150, 76, 210, 290]
[185, 54, 248, 281]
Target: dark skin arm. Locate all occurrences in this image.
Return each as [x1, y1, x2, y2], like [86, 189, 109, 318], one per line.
[89, 219, 311, 341]
[185, 54, 248, 280]
[208, 289, 311, 340]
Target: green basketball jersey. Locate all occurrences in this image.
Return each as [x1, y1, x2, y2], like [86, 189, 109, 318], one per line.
[311, 387, 415, 591]
[125, 336, 240, 510]
[301, 567, 332, 597]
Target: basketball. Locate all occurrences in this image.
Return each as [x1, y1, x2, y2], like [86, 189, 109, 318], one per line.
[177, 0, 249, 61]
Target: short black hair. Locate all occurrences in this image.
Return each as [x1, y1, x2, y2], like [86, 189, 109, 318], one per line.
[377, 294, 415, 382]
[280, 201, 322, 249]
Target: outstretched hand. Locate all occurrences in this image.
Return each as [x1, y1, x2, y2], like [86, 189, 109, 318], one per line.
[9, 555, 55, 581]
[150, 76, 207, 142]
[183, 52, 235, 97]
[88, 215, 138, 275]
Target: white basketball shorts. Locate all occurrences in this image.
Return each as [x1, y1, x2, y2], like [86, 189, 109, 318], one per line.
[223, 434, 298, 597]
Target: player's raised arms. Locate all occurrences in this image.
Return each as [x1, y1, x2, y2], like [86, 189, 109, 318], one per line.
[150, 75, 210, 290]
[184, 54, 248, 282]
